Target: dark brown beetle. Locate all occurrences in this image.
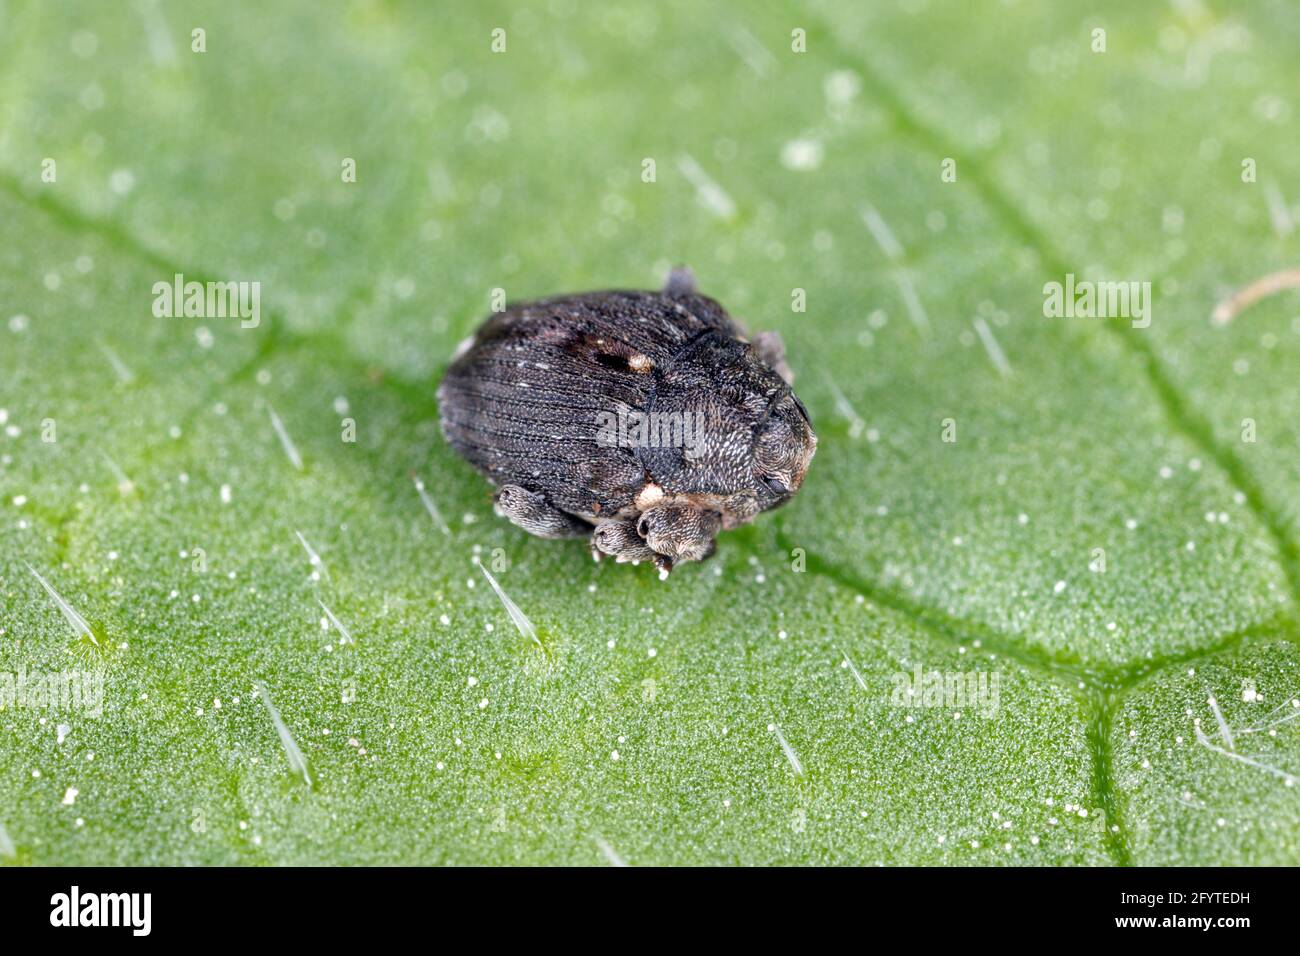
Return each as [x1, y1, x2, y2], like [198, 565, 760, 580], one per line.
[437, 268, 816, 577]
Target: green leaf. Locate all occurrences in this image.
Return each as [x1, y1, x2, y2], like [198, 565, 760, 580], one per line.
[1, 0, 1298, 865]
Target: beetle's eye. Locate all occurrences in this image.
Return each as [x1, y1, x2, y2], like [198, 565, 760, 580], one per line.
[762, 476, 788, 496]
[637, 514, 651, 538]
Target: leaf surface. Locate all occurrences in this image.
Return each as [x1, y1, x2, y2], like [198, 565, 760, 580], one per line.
[0, 0, 1297, 864]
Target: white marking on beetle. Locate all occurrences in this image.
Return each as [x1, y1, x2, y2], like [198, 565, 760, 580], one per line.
[25, 562, 98, 646]
[635, 483, 665, 510]
[475, 559, 542, 650]
[629, 353, 653, 373]
[256, 681, 313, 787]
[450, 334, 476, 361]
[972, 317, 1012, 378]
[316, 598, 355, 645]
[677, 154, 736, 219]
[412, 473, 451, 535]
[769, 722, 804, 776]
[268, 405, 303, 470]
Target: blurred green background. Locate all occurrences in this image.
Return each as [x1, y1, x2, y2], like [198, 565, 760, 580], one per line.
[0, 0, 1298, 865]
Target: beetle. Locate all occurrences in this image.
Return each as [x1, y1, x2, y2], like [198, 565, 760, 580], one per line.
[437, 267, 816, 578]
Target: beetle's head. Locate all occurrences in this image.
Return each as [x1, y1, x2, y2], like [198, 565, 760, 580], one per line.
[749, 382, 817, 512]
[642, 335, 816, 527]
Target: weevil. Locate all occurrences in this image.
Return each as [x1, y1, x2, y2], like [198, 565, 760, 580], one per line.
[437, 268, 816, 578]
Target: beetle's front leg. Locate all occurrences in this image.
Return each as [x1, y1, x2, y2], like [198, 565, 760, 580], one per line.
[494, 484, 592, 539]
[637, 503, 721, 577]
[591, 519, 657, 563]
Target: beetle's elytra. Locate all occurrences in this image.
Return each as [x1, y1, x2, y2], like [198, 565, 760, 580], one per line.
[437, 268, 816, 578]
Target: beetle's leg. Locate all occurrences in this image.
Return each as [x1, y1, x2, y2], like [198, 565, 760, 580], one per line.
[637, 503, 721, 572]
[595, 524, 678, 580]
[494, 484, 591, 539]
[647, 553, 673, 580]
[662, 266, 697, 297]
[751, 330, 794, 384]
[591, 519, 657, 563]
